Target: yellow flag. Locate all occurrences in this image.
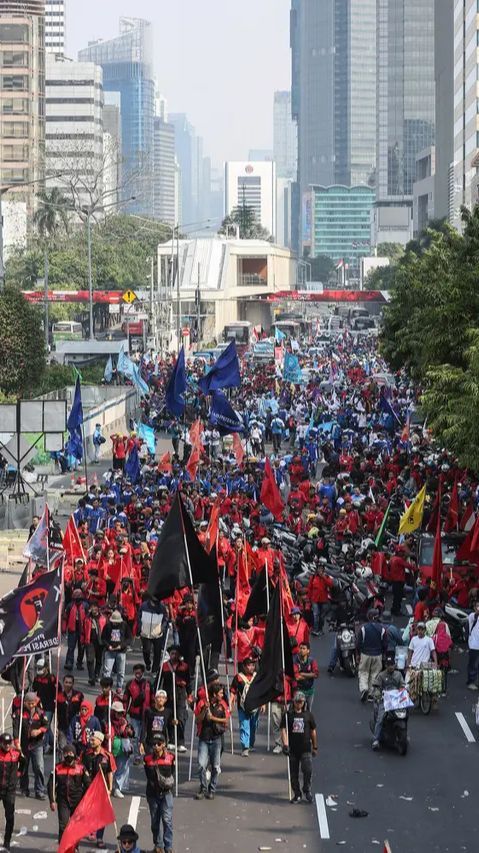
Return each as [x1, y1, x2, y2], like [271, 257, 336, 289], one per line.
[398, 485, 426, 535]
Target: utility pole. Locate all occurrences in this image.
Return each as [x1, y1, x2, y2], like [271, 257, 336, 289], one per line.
[44, 250, 49, 354]
[196, 262, 201, 343]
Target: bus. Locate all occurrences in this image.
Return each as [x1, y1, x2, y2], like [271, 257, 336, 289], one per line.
[270, 319, 302, 339]
[52, 321, 84, 343]
[223, 321, 252, 352]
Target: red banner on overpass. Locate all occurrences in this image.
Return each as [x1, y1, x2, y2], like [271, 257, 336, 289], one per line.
[266, 290, 389, 303]
[23, 290, 126, 304]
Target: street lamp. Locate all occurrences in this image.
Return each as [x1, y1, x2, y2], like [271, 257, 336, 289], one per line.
[81, 196, 136, 340]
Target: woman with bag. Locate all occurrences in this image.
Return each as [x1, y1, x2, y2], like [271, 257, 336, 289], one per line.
[427, 608, 453, 695]
[108, 700, 135, 798]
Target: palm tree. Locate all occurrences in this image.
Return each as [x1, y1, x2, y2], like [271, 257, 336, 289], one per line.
[34, 188, 70, 239]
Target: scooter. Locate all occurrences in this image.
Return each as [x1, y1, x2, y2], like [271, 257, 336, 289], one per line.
[336, 622, 358, 676]
[370, 702, 409, 755]
[443, 601, 469, 644]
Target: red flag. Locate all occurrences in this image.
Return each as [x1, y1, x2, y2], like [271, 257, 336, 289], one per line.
[158, 451, 172, 474]
[279, 558, 296, 629]
[431, 486, 443, 594]
[384, 843, 392, 853]
[186, 444, 201, 481]
[62, 516, 86, 564]
[444, 477, 459, 533]
[236, 548, 251, 617]
[189, 419, 204, 452]
[456, 522, 476, 561]
[260, 458, 284, 521]
[205, 499, 221, 553]
[460, 502, 475, 532]
[232, 432, 245, 466]
[400, 416, 410, 443]
[58, 770, 115, 853]
[470, 513, 479, 554]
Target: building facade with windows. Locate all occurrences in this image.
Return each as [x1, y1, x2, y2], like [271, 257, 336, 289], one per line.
[153, 117, 175, 226]
[306, 184, 375, 269]
[375, 0, 435, 244]
[45, 0, 64, 56]
[45, 54, 104, 211]
[224, 160, 276, 238]
[273, 91, 297, 181]
[452, 0, 479, 228]
[0, 0, 45, 247]
[79, 17, 155, 216]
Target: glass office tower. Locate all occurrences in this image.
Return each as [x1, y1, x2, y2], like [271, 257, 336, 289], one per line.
[376, 0, 435, 202]
[79, 17, 155, 216]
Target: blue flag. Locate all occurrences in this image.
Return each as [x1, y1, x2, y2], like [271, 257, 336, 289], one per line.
[66, 376, 83, 461]
[199, 340, 241, 394]
[137, 422, 155, 454]
[275, 326, 286, 343]
[209, 391, 244, 434]
[283, 352, 303, 384]
[165, 348, 186, 416]
[125, 445, 141, 483]
[104, 355, 113, 383]
[132, 362, 149, 397]
[117, 342, 130, 376]
[379, 391, 401, 424]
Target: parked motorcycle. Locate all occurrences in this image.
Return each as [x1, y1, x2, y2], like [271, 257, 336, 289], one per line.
[335, 622, 358, 677]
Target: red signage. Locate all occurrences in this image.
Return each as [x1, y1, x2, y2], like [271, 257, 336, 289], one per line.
[266, 290, 389, 303]
[23, 290, 126, 304]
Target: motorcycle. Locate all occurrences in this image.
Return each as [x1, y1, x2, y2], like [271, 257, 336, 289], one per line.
[370, 700, 409, 755]
[443, 601, 469, 644]
[335, 622, 358, 676]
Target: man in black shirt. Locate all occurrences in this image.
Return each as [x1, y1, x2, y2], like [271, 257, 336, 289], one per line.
[280, 691, 317, 804]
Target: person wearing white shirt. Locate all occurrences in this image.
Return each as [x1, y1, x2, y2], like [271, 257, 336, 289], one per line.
[466, 602, 479, 689]
[407, 623, 437, 668]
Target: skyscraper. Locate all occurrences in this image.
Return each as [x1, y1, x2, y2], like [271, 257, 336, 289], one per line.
[0, 0, 45, 238]
[79, 18, 155, 217]
[290, 0, 376, 248]
[153, 117, 175, 226]
[45, 55, 104, 211]
[45, 0, 64, 55]
[452, 1, 479, 227]
[434, 0, 453, 223]
[374, 0, 435, 244]
[273, 91, 297, 180]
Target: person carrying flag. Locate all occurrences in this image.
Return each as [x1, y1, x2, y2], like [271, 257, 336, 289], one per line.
[82, 731, 116, 849]
[0, 732, 25, 850]
[48, 744, 91, 844]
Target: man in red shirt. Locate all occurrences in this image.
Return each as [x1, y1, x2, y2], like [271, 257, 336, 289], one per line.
[389, 546, 416, 615]
[307, 563, 334, 635]
[288, 607, 310, 653]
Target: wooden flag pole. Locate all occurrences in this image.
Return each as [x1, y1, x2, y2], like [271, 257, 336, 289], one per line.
[99, 764, 119, 845]
[155, 622, 170, 693]
[218, 571, 234, 755]
[265, 560, 271, 753]
[172, 669, 179, 797]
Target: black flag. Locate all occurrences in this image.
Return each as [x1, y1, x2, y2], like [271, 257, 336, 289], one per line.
[148, 492, 217, 601]
[0, 567, 62, 670]
[243, 567, 272, 622]
[243, 584, 294, 713]
[197, 549, 222, 651]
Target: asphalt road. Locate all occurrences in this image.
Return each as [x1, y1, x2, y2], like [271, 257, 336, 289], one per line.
[1, 598, 476, 853]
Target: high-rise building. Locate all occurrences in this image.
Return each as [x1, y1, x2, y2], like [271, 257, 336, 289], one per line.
[374, 0, 435, 245]
[45, 0, 64, 55]
[305, 185, 374, 268]
[103, 100, 122, 208]
[45, 55, 104, 211]
[224, 161, 277, 238]
[79, 17, 155, 217]
[153, 117, 175, 226]
[290, 0, 376, 248]
[273, 91, 297, 181]
[434, 0, 454, 223]
[0, 0, 45, 242]
[169, 113, 212, 226]
[452, 1, 479, 227]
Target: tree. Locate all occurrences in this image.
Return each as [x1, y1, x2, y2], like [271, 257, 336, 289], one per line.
[0, 289, 45, 395]
[307, 254, 335, 283]
[33, 188, 70, 239]
[376, 243, 405, 263]
[219, 206, 271, 240]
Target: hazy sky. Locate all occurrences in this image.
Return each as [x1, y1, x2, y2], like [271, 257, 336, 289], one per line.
[67, 0, 292, 168]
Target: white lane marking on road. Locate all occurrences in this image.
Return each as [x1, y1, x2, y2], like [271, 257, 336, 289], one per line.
[455, 712, 476, 743]
[406, 604, 413, 615]
[315, 794, 330, 840]
[127, 796, 141, 830]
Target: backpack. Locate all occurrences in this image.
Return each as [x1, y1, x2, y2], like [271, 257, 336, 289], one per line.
[434, 622, 452, 654]
[239, 672, 257, 711]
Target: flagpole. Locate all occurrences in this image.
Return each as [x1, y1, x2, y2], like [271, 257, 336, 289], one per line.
[16, 654, 33, 752]
[155, 623, 170, 693]
[179, 520, 209, 697]
[107, 689, 112, 754]
[278, 581, 292, 801]
[265, 560, 271, 753]
[98, 764, 119, 842]
[188, 656, 199, 782]
[81, 420, 89, 488]
[172, 669, 179, 797]
[52, 556, 65, 798]
[218, 566, 234, 755]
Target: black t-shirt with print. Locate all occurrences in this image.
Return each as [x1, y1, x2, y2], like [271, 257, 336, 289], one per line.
[280, 709, 316, 754]
[143, 706, 173, 747]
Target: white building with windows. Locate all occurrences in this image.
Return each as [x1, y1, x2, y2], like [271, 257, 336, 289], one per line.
[452, 0, 479, 227]
[45, 0, 65, 55]
[224, 160, 277, 238]
[45, 54, 105, 211]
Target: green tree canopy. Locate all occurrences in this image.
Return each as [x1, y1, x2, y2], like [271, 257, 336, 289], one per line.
[219, 206, 271, 240]
[0, 288, 46, 395]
